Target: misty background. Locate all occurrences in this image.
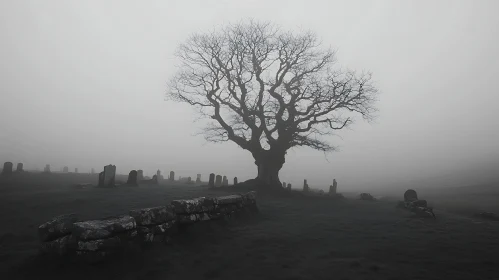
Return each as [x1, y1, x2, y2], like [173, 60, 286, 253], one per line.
[1, 0, 498, 191]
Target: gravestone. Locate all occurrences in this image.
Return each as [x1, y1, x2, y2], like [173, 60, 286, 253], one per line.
[63, 166, 69, 173]
[222, 176, 228, 187]
[287, 183, 292, 190]
[152, 175, 158, 184]
[329, 179, 338, 194]
[2, 162, 13, 176]
[169, 171, 175, 181]
[209, 173, 215, 187]
[98, 164, 116, 187]
[282, 182, 286, 188]
[44, 164, 51, 173]
[404, 189, 418, 202]
[75, 168, 78, 173]
[137, 170, 144, 181]
[156, 170, 163, 180]
[233, 177, 238, 185]
[303, 179, 309, 192]
[215, 175, 222, 187]
[91, 168, 95, 174]
[127, 170, 138, 186]
[16, 163, 23, 172]
[196, 174, 201, 183]
[187, 176, 192, 183]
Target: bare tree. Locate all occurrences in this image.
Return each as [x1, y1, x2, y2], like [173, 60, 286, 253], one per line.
[167, 20, 378, 187]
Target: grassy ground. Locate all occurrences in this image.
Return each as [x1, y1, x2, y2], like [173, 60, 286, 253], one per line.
[1, 173, 498, 280]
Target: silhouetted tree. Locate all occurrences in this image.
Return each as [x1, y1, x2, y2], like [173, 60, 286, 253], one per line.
[167, 20, 378, 187]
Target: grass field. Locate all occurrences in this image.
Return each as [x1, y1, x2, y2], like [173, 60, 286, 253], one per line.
[1, 172, 498, 280]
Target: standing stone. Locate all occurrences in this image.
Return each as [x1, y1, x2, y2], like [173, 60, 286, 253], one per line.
[2, 162, 13, 176]
[215, 175, 222, 187]
[287, 183, 292, 190]
[196, 174, 201, 183]
[127, 170, 138, 186]
[75, 168, 78, 173]
[156, 170, 164, 180]
[169, 171, 175, 181]
[209, 173, 215, 187]
[303, 179, 309, 192]
[99, 165, 116, 187]
[186, 176, 191, 183]
[329, 179, 338, 195]
[15, 163, 24, 172]
[137, 170, 144, 181]
[222, 176, 228, 187]
[91, 168, 95, 174]
[233, 177, 238, 185]
[282, 182, 286, 188]
[63, 166, 69, 173]
[44, 164, 51, 173]
[152, 175, 159, 184]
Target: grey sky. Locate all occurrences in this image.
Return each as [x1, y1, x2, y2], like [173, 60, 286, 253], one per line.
[1, 0, 498, 190]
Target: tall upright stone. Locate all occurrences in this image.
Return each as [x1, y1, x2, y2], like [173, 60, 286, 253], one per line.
[2, 162, 13, 176]
[329, 179, 338, 195]
[287, 183, 292, 190]
[98, 164, 116, 187]
[91, 168, 95, 174]
[282, 182, 286, 188]
[233, 177, 238, 185]
[196, 174, 201, 183]
[169, 171, 175, 181]
[127, 170, 138, 186]
[222, 176, 228, 187]
[137, 170, 144, 181]
[75, 168, 78, 173]
[16, 163, 24, 172]
[303, 179, 309, 192]
[63, 166, 69, 173]
[187, 176, 192, 183]
[215, 175, 222, 187]
[44, 164, 51, 173]
[209, 173, 215, 187]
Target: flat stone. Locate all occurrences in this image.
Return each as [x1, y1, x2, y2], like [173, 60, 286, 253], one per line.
[38, 213, 79, 242]
[77, 236, 122, 252]
[241, 191, 257, 205]
[215, 195, 242, 205]
[40, 234, 76, 255]
[129, 206, 176, 226]
[177, 214, 200, 224]
[72, 215, 136, 241]
[171, 197, 216, 214]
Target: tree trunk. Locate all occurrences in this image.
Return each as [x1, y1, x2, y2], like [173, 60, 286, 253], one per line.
[253, 149, 286, 187]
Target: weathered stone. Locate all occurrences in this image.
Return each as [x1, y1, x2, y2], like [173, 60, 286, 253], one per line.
[38, 213, 79, 242]
[330, 179, 338, 194]
[129, 206, 175, 226]
[16, 163, 23, 172]
[215, 175, 222, 187]
[44, 164, 51, 173]
[63, 166, 69, 173]
[75, 168, 78, 173]
[222, 176, 228, 187]
[40, 234, 76, 255]
[287, 183, 292, 190]
[2, 162, 13, 175]
[360, 193, 375, 201]
[404, 189, 418, 202]
[209, 173, 215, 187]
[171, 197, 216, 214]
[215, 194, 243, 205]
[233, 177, 238, 185]
[187, 176, 192, 183]
[282, 182, 286, 188]
[169, 171, 174, 181]
[150, 220, 176, 234]
[72, 215, 136, 241]
[91, 168, 95, 174]
[303, 179, 309, 192]
[102, 164, 116, 187]
[127, 170, 138, 186]
[196, 174, 201, 183]
[241, 191, 257, 205]
[77, 236, 122, 252]
[177, 214, 200, 224]
[75, 250, 112, 263]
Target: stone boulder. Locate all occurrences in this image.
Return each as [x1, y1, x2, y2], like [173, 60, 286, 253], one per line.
[171, 197, 216, 214]
[404, 189, 418, 202]
[72, 215, 136, 241]
[129, 206, 175, 226]
[38, 213, 79, 242]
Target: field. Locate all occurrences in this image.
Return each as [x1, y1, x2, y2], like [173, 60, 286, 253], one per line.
[1, 172, 499, 280]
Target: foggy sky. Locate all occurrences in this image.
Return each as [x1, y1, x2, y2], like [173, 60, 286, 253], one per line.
[1, 0, 498, 190]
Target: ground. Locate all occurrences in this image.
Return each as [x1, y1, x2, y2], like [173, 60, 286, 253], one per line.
[1, 173, 498, 280]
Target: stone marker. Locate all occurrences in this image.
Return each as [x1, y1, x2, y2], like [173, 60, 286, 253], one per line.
[215, 175, 222, 187]
[329, 179, 338, 194]
[187, 176, 192, 183]
[16, 163, 23, 172]
[222, 176, 228, 187]
[169, 171, 175, 181]
[137, 170, 144, 181]
[233, 177, 238, 185]
[156, 170, 164, 180]
[303, 179, 309, 192]
[44, 164, 51, 173]
[91, 168, 95, 174]
[196, 174, 201, 183]
[287, 183, 292, 190]
[63, 166, 68, 173]
[282, 182, 286, 188]
[2, 162, 13, 175]
[75, 168, 78, 173]
[127, 170, 138, 186]
[404, 189, 418, 202]
[98, 164, 116, 187]
[209, 173, 215, 187]
[38, 213, 79, 242]
[152, 175, 159, 184]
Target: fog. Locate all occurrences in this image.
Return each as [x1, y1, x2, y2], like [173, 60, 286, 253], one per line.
[1, 0, 498, 190]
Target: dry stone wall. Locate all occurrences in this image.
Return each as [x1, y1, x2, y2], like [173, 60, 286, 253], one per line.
[38, 191, 258, 263]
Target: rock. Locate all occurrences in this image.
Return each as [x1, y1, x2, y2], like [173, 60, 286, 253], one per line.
[177, 214, 200, 224]
[233, 177, 238, 185]
[241, 191, 257, 205]
[222, 176, 228, 186]
[63, 166, 69, 173]
[16, 163, 23, 172]
[329, 179, 338, 194]
[287, 183, 292, 190]
[169, 171, 174, 181]
[77, 236, 122, 251]
[209, 173, 215, 187]
[196, 174, 201, 183]
[215, 175, 222, 187]
[282, 182, 286, 188]
[40, 234, 76, 255]
[38, 213, 79, 242]
[359, 193, 376, 201]
[171, 197, 216, 214]
[215, 195, 243, 205]
[75, 250, 112, 263]
[137, 170, 144, 181]
[129, 206, 176, 226]
[127, 170, 138, 186]
[72, 215, 136, 241]
[404, 189, 418, 202]
[44, 164, 51, 173]
[303, 179, 309, 192]
[2, 162, 13, 176]
[409, 199, 427, 208]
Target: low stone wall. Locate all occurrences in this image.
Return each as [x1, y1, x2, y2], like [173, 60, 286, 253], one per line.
[38, 191, 257, 263]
